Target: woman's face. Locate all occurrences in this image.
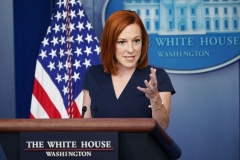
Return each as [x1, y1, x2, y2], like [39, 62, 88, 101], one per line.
[115, 23, 142, 70]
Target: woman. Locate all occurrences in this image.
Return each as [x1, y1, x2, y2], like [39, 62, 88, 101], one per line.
[82, 10, 175, 130]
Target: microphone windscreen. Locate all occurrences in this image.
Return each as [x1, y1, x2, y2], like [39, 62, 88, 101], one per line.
[93, 106, 98, 111]
[82, 106, 87, 112]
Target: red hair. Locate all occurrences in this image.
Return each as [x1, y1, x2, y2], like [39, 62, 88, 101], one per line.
[100, 10, 149, 75]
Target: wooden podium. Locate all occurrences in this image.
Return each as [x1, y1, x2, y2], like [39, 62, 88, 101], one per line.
[0, 118, 181, 160]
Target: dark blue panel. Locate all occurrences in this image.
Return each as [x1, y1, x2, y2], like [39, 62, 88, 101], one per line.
[14, 0, 53, 118]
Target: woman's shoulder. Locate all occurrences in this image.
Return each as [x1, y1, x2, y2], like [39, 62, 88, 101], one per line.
[86, 64, 110, 78]
[87, 64, 104, 72]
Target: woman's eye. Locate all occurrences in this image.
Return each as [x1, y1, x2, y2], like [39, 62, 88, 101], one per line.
[118, 41, 125, 44]
[134, 39, 141, 43]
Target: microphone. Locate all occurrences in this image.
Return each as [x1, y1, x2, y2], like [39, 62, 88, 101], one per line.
[92, 106, 98, 118]
[82, 106, 87, 118]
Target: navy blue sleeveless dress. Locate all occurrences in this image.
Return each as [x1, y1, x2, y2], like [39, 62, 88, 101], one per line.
[82, 65, 175, 118]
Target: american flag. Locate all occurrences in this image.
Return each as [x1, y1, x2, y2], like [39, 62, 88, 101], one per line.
[30, 0, 100, 118]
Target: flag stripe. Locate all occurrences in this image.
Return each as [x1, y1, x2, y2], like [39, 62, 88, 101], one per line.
[75, 91, 84, 116]
[34, 60, 68, 118]
[30, 95, 50, 118]
[30, 113, 35, 119]
[33, 78, 61, 118]
[72, 100, 81, 118]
